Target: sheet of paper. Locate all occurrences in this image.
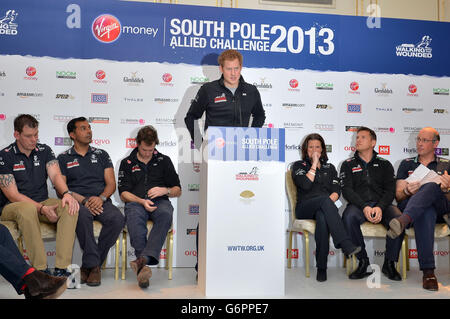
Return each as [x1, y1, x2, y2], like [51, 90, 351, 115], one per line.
[405, 164, 441, 185]
[405, 164, 430, 182]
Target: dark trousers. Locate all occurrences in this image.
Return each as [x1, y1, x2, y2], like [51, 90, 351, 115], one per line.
[398, 183, 449, 270]
[342, 203, 404, 262]
[0, 224, 30, 295]
[125, 198, 173, 264]
[76, 200, 125, 268]
[295, 196, 351, 270]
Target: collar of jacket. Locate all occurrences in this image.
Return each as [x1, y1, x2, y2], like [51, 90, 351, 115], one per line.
[218, 75, 245, 90]
[129, 147, 159, 165]
[354, 150, 378, 164]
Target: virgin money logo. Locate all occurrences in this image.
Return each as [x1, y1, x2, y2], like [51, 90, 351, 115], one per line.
[24, 66, 37, 80]
[96, 70, 106, 80]
[408, 84, 417, 93]
[26, 66, 36, 76]
[289, 79, 298, 89]
[92, 14, 121, 43]
[350, 82, 359, 91]
[407, 84, 418, 97]
[162, 73, 172, 83]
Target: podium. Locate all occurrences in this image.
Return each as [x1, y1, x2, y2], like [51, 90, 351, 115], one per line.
[198, 126, 285, 297]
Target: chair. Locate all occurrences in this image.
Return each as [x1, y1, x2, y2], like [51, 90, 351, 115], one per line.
[344, 223, 408, 280]
[404, 222, 450, 271]
[286, 166, 408, 280]
[0, 221, 22, 250]
[285, 167, 317, 278]
[121, 221, 174, 280]
[17, 221, 121, 280]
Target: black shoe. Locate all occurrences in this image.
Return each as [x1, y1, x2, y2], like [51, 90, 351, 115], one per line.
[349, 258, 373, 280]
[53, 268, 71, 277]
[382, 259, 402, 281]
[316, 269, 327, 282]
[23, 270, 67, 299]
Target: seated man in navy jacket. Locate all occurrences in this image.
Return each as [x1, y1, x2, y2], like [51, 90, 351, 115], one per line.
[389, 127, 450, 291]
[118, 126, 181, 288]
[57, 117, 124, 287]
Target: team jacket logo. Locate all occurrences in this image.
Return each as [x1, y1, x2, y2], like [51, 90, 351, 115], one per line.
[13, 162, 25, 171]
[352, 165, 362, 173]
[66, 159, 80, 169]
[214, 93, 226, 103]
[131, 165, 141, 173]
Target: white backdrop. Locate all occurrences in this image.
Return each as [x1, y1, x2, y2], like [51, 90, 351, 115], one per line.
[0, 54, 449, 269]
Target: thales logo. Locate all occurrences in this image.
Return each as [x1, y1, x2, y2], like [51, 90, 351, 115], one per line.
[92, 14, 121, 43]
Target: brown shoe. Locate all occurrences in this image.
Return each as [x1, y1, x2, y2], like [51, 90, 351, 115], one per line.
[86, 266, 101, 287]
[423, 273, 439, 291]
[23, 269, 68, 299]
[130, 257, 152, 288]
[80, 267, 91, 284]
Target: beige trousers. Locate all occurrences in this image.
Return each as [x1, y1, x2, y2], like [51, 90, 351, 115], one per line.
[0, 198, 78, 270]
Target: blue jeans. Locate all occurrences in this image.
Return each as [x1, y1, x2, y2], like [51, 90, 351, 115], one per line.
[342, 202, 404, 262]
[125, 198, 173, 264]
[398, 183, 449, 270]
[0, 224, 31, 295]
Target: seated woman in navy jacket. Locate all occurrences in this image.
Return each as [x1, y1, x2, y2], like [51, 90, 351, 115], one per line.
[291, 133, 360, 282]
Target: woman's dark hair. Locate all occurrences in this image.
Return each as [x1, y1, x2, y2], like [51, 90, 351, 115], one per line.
[301, 133, 328, 162]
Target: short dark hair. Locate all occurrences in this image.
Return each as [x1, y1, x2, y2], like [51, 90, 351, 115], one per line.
[14, 114, 39, 133]
[301, 133, 328, 162]
[67, 117, 88, 137]
[357, 126, 377, 141]
[136, 125, 159, 146]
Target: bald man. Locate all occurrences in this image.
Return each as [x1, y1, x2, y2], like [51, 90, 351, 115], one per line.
[389, 127, 450, 291]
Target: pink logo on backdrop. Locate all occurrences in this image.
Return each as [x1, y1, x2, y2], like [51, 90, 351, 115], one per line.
[92, 14, 121, 43]
[289, 79, 298, 89]
[408, 84, 417, 94]
[96, 70, 106, 80]
[26, 66, 36, 76]
[350, 82, 359, 91]
[162, 73, 172, 83]
[139, 119, 145, 125]
[215, 138, 225, 149]
[0, 114, 6, 121]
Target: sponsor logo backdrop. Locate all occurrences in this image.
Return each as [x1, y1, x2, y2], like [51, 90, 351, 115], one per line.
[0, 0, 449, 268]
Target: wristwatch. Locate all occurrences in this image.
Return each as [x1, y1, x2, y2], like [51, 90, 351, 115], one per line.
[167, 188, 171, 196]
[100, 195, 107, 202]
[62, 190, 73, 196]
